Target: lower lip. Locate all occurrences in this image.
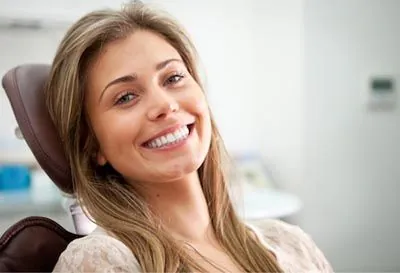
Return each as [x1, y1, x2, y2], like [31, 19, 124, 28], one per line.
[143, 126, 193, 152]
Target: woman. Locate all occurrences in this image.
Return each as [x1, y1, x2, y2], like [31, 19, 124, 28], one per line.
[48, 2, 332, 272]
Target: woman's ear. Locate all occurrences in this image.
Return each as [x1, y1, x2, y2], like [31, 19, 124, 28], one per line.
[96, 151, 107, 166]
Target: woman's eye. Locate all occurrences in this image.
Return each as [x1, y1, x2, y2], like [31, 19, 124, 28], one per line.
[115, 92, 137, 105]
[165, 73, 185, 85]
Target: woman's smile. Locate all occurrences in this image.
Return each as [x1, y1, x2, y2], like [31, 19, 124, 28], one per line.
[142, 123, 195, 151]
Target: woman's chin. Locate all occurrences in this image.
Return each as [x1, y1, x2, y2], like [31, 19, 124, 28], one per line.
[148, 156, 202, 182]
[162, 164, 199, 181]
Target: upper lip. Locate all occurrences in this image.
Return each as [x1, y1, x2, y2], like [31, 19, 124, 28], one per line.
[142, 123, 191, 145]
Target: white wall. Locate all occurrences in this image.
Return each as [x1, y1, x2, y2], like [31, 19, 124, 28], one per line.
[233, 0, 400, 271]
[251, 0, 304, 192]
[302, 0, 400, 271]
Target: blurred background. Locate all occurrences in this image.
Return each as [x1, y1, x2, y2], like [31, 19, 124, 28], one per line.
[0, 0, 399, 271]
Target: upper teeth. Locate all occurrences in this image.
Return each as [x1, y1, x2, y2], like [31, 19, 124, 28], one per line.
[146, 126, 190, 148]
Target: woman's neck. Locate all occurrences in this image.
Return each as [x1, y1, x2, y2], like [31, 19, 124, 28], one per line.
[137, 172, 215, 243]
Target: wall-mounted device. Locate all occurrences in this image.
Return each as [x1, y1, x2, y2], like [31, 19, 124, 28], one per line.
[366, 76, 396, 111]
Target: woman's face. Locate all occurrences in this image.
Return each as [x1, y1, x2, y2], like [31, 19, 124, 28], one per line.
[85, 30, 212, 184]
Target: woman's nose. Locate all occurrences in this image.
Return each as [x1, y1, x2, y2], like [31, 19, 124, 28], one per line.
[146, 89, 179, 121]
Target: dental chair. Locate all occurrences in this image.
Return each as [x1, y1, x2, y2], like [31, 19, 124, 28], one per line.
[0, 64, 91, 272]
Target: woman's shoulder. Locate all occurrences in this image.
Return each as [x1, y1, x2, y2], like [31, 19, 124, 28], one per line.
[247, 219, 310, 252]
[52, 227, 140, 273]
[247, 219, 333, 272]
[249, 219, 308, 241]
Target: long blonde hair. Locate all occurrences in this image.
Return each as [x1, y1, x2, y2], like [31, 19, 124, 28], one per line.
[45, 2, 282, 272]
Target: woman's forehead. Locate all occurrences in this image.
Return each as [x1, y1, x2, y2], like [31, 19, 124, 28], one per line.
[87, 30, 182, 87]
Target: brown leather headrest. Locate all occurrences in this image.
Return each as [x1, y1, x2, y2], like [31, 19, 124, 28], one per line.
[2, 64, 73, 193]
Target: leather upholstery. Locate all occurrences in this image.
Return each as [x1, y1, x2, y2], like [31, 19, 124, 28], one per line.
[0, 216, 82, 272]
[2, 64, 73, 194]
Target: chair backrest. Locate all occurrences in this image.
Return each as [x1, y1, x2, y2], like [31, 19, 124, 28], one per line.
[2, 64, 73, 194]
[0, 216, 82, 272]
[1, 64, 86, 271]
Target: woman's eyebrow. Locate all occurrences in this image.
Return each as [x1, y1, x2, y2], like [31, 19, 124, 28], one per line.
[99, 74, 137, 103]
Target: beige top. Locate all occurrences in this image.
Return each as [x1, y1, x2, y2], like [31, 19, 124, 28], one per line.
[53, 219, 333, 272]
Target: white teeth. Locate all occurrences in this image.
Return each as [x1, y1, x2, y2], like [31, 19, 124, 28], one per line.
[167, 134, 175, 142]
[174, 131, 181, 139]
[146, 125, 190, 148]
[183, 126, 189, 135]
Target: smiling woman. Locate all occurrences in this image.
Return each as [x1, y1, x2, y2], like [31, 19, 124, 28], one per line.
[45, 2, 332, 273]
[84, 30, 211, 185]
